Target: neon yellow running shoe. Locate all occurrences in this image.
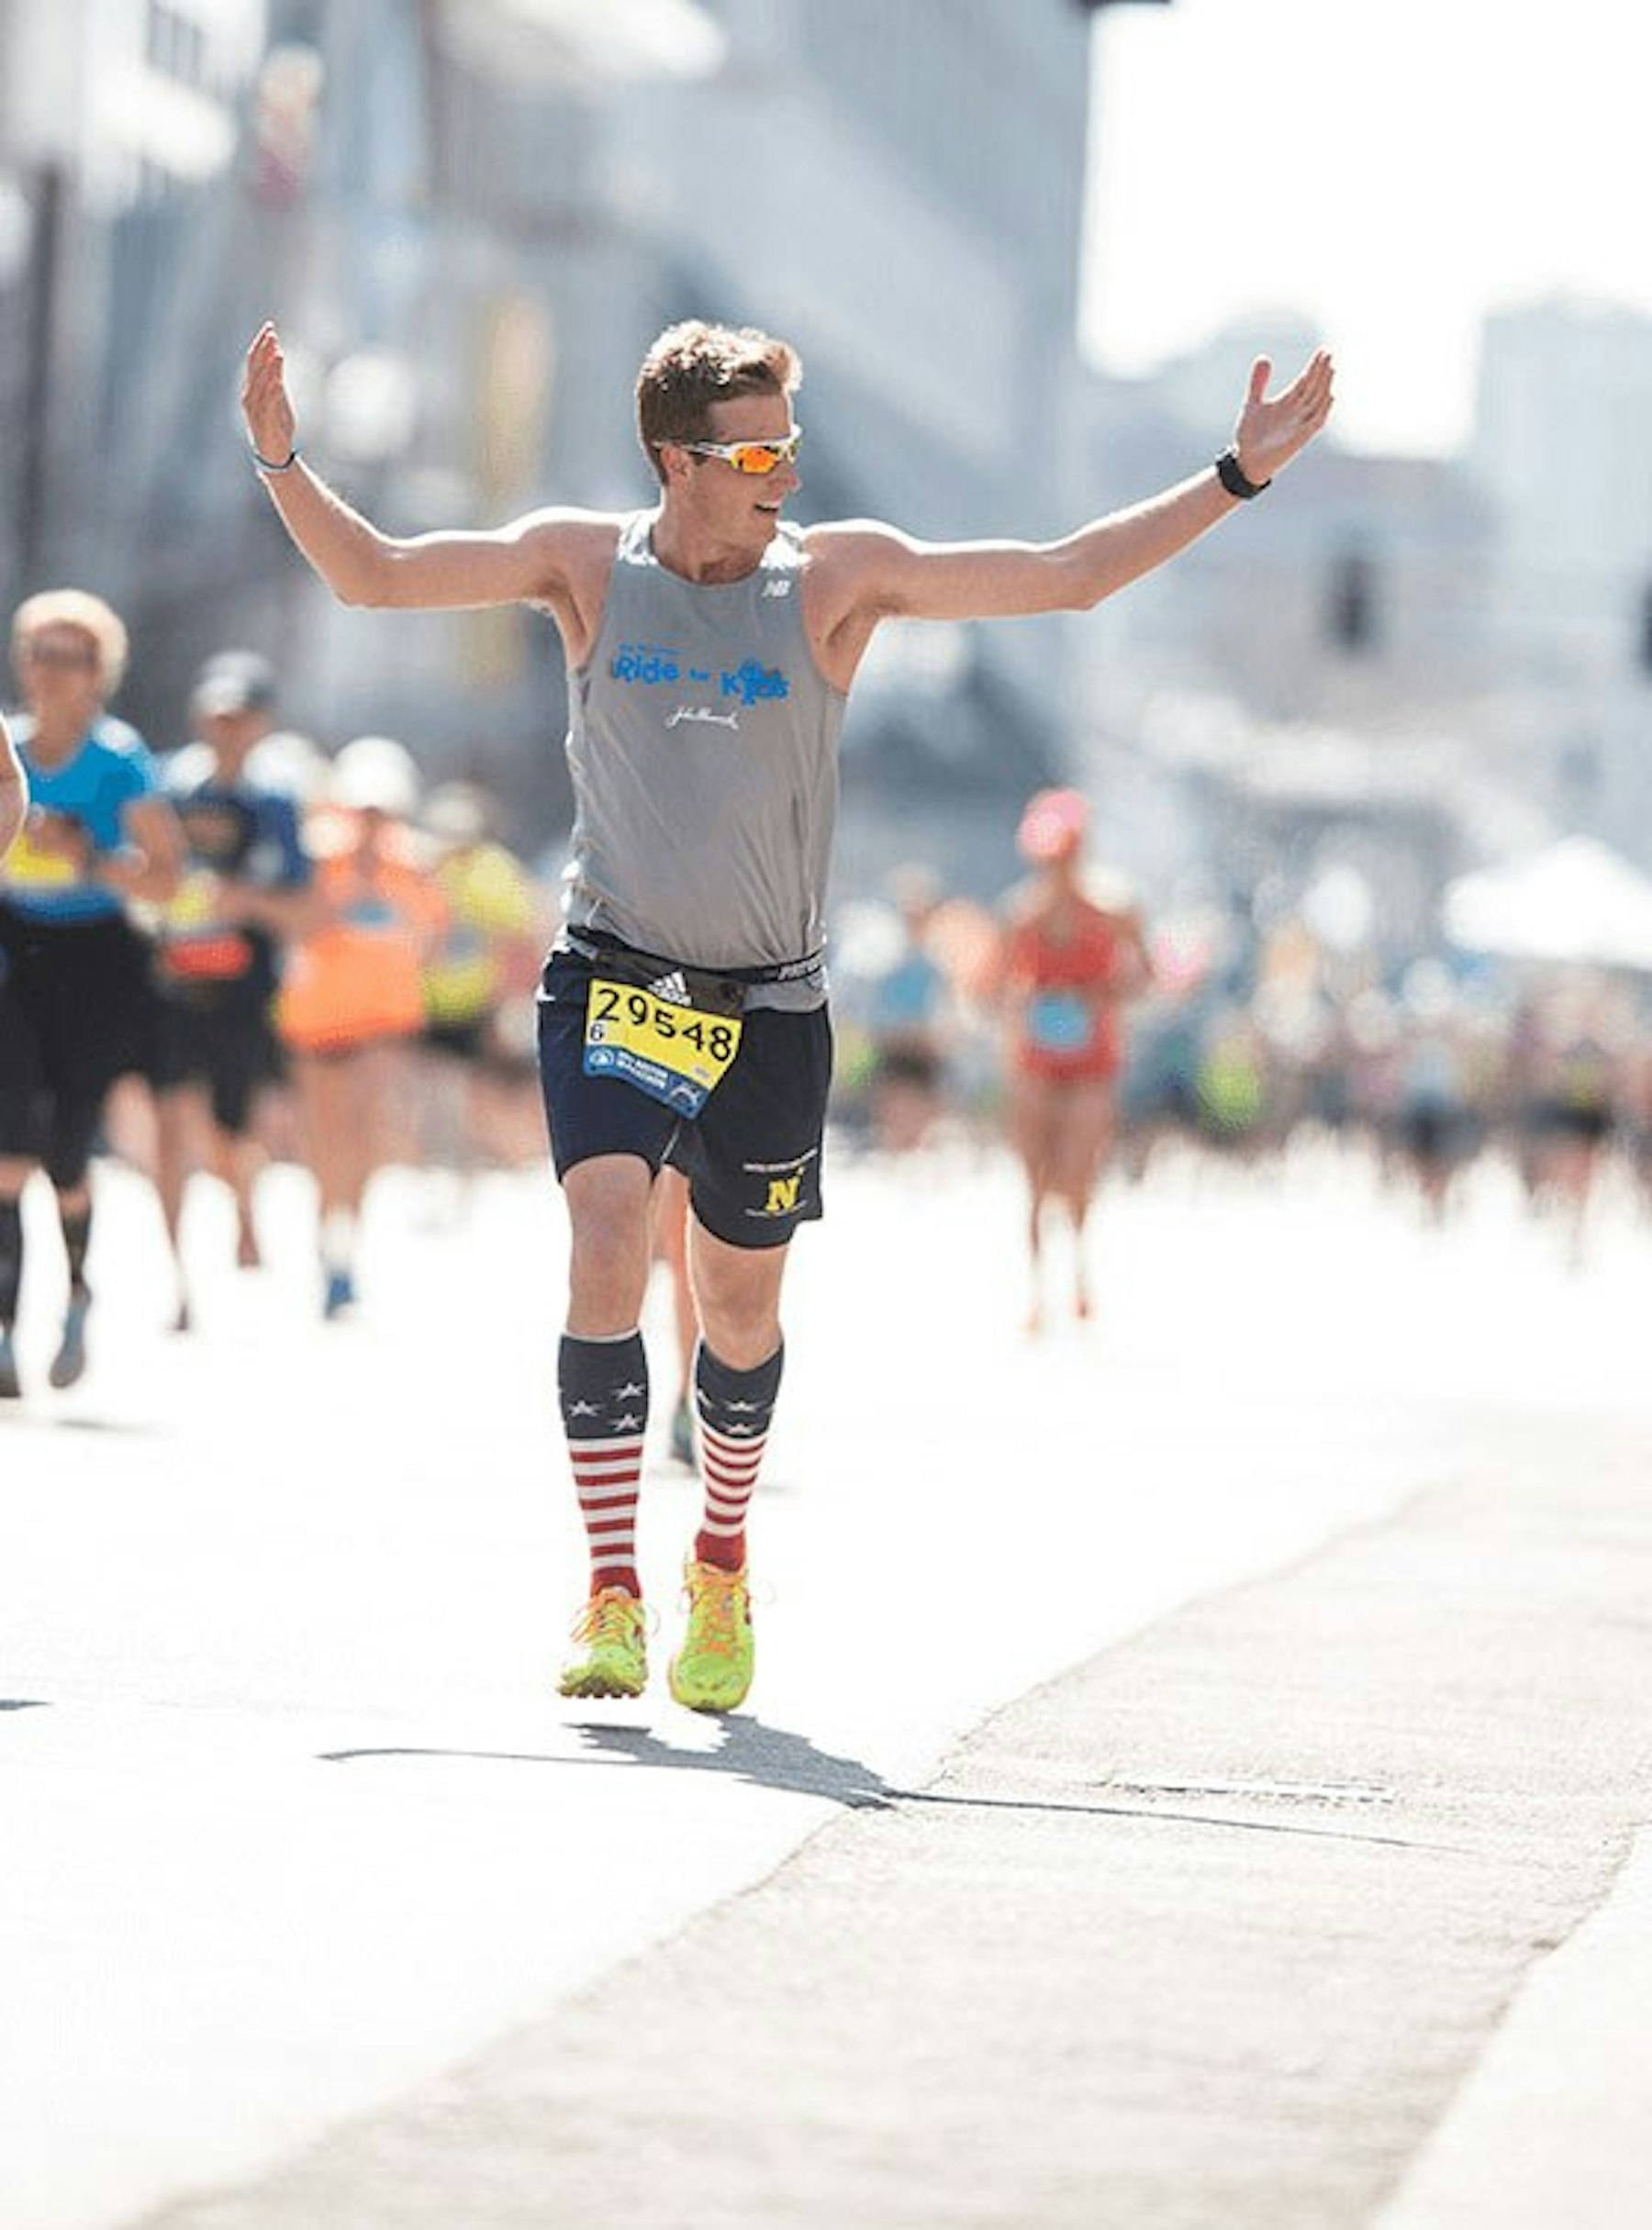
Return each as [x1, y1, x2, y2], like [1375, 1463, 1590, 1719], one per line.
[668, 1557, 754, 1713]
[556, 1587, 648, 1700]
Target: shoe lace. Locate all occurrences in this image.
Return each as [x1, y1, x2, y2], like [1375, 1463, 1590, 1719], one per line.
[686, 1567, 745, 1656]
[574, 1590, 643, 1648]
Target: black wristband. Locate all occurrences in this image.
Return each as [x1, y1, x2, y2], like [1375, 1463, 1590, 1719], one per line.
[1215, 446, 1270, 500]
[251, 444, 300, 475]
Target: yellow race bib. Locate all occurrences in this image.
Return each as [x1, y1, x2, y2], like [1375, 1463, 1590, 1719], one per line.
[583, 975, 743, 1116]
[4, 824, 77, 888]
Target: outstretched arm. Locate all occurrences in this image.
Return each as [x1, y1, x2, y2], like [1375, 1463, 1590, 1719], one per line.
[809, 349, 1334, 663]
[240, 324, 608, 625]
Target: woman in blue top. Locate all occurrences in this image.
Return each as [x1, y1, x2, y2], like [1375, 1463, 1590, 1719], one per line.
[0, 590, 184, 1397]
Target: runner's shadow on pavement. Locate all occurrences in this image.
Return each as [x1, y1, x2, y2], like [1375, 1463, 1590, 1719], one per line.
[559, 1734, 1456, 1850]
[570, 1717, 893, 1808]
[318, 1732, 1446, 1847]
[320, 1718, 894, 1811]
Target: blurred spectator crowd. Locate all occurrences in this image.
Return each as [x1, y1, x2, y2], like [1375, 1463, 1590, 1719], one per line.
[831, 860, 1652, 1261]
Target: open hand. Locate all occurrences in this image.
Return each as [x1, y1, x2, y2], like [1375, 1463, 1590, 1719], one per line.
[242, 322, 297, 464]
[1232, 349, 1335, 485]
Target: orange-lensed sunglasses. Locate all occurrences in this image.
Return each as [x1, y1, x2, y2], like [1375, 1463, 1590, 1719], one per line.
[670, 430, 803, 475]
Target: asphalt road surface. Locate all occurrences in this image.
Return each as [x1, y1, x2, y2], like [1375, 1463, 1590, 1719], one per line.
[5, 1139, 1649, 2228]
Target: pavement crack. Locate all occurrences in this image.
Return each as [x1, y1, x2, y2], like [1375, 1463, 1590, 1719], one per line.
[1097, 1775, 1398, 1807]
[888, 1784, 1474, 1853]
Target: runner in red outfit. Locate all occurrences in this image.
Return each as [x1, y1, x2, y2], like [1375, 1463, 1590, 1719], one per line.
[999, 788, 1152, 1332]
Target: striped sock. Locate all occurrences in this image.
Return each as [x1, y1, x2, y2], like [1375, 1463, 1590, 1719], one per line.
[693, 1340, 784, 1573]
[558, 1331, 649, 1599]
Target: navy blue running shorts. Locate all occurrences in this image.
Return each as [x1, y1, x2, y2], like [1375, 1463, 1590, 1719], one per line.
[150, 992, 285, 1134]
[0, 906, 162, 1187]
[536, 948, 832, 1250]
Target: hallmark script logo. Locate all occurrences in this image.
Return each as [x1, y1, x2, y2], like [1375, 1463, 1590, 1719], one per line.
[666, 706, 740, 730]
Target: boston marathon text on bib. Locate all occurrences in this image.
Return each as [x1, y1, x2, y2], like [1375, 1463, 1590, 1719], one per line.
[582, 972, 743, 1118]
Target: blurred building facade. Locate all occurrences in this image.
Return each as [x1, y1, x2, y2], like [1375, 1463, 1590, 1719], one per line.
[3, 2, 1652, 950]
[1066, 298, 1652, 964]
[0, 0, 266, 635]
[1469, 295, 1652, 861]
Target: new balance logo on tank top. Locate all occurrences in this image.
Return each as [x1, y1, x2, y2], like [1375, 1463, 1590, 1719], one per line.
[563, 514, 845, 1012]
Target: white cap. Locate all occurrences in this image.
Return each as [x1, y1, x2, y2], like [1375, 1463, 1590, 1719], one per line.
[423, 779, 492, 846]
[246, 730, 328, 802]
[328, 734, 421, 819]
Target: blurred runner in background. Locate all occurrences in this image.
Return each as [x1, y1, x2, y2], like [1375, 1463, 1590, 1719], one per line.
[997, 786, 1153, 1333]
[864, 863, 954, 1156]
[273, 735, 448, 1319]
[417, 778, 548, 1196]
[151, 652, 316, 1329]
[0, 590, 184, 1395]
[1513, 984, 1624, 1268]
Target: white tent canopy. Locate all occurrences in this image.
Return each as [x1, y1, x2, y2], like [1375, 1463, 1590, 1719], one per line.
[1443, 837, 1652, 973]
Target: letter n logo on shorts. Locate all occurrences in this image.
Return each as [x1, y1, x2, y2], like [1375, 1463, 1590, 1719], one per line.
[765, 1174, 801, 1216]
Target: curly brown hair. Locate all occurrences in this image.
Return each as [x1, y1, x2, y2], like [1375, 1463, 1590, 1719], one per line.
[635, 319, 801, 485]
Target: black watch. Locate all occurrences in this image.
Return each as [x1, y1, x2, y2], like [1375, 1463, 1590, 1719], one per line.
[1215, 445, 1270, 499]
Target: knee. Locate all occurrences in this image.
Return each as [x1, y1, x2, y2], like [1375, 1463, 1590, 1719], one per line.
[698, 1307, 781, 1372]
[564, 1159, 654, 1330]
[694, 1268, 784, 1368]
[691, 1259, 782, 1369]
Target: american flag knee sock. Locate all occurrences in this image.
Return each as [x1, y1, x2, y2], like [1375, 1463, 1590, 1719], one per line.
[558, 1330, 649, 1600]
[692, 1339, 784, 1573]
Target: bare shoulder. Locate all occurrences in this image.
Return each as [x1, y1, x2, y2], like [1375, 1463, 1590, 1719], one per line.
[798, 518, 916, 686]
[799, 518, 906, 552]
[502, 507, 625, 599]
[493, 507, 628, 664]
[799, 518, 911, 590]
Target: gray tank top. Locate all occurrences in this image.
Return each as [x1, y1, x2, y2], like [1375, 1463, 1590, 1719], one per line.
[562, 512, 845, 1012]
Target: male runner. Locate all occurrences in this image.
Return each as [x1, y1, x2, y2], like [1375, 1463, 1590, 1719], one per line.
[151, 652, 315, 1327]
[241, 315, 1334, 1711]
